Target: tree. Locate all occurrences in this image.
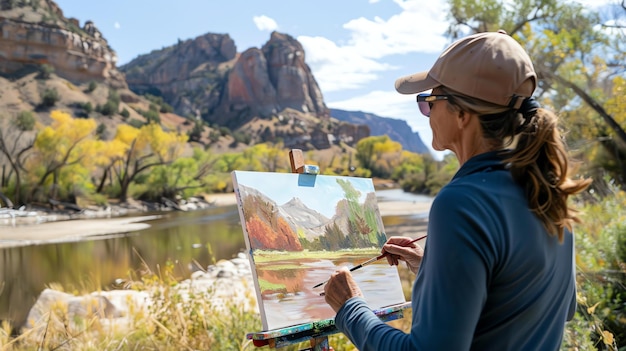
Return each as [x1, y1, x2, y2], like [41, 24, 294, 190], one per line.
[111, 123, 188, 202]
[355, 135, 403, 178]
[0, 111, 36, 206]
[142, 147, 219, 200]
[243, 142, 287, 172]
[27, 110, 98, 201]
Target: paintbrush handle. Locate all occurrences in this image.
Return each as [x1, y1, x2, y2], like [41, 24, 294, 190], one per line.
[313, 234, 428, 288]
[347, 234, 429, 273]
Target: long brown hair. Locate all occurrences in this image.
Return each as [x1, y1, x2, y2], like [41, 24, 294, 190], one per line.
[442, 87, 592, 242]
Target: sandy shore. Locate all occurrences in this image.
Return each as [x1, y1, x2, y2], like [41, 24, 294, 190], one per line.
[0, 193, 432, 248]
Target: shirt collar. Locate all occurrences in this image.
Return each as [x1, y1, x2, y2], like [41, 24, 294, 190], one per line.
[452, 150, 508, 181]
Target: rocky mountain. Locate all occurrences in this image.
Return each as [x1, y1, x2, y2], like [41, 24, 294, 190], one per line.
[330, 108, 430, 154]
[119, 31, 353, 150]
[122, 32, 328, 127]
[0, 0, 125, 88]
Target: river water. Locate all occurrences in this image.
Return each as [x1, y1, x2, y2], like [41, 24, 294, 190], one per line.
[0, 189, 431, 329]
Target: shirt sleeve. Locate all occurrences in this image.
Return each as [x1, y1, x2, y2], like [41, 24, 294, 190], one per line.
[335, 297, 409, 351]
[334, 186, 496, 350]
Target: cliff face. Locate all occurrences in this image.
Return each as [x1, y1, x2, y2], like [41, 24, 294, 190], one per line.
[122, 30, 355, 150]
[122, 31, 330, 129]
[122, 32, 237, 119]
[0, 0, 126, 88]
[221, 32, 328, 123]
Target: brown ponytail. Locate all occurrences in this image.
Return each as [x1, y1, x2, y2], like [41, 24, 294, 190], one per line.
[441, 86, 592, 241]
[504, 109, 592, 242]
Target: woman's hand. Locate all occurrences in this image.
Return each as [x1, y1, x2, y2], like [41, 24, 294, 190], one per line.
[323, 267, 364, 312]
[382, 236, 425, 274]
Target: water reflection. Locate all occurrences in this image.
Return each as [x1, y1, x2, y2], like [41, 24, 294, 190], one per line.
[0, 205, 245, 328]
[261, 258, 405, 330]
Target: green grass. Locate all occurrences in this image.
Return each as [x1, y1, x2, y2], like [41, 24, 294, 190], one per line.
[253, 248, 381, 263]
[258, 279, 287, 292]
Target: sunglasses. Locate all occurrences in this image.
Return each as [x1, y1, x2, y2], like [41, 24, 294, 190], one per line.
[416, 93, 451, 117]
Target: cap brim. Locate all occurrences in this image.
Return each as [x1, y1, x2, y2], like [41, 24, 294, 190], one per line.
[394, 71, 439, 94]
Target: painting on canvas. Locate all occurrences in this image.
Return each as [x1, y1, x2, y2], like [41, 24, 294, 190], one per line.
[231, 170, 406, 330]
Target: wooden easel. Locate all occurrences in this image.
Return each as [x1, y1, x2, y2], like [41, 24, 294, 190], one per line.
[245, 149, 412, 350]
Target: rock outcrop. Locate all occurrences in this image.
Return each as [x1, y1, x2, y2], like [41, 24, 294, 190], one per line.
[123, 31, 330, 131]
[217, 32, 329, 126]
[0, 0, 126, 88]
[122, 32, 237, 119]
[23, 253, 258, 335]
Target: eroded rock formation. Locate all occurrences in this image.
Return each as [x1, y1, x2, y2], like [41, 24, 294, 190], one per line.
[0, 0, 126, 88]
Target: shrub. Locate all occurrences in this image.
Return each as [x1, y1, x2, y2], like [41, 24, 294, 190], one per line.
[100, 100, 118, 116]
[14, 111, 36, 131]
[562, 189, 625, 350]
[128, 118, 145, 129]
[41, 88, 60, 107]
[37, 64, 55, 79]
[120, 108, 130, 119]
[83, 101, 93, 114]
[86, 81, 97, 93]
[96, 123, 107, 138]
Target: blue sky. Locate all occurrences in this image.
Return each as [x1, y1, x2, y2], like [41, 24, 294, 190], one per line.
[53, 0, 614, 159]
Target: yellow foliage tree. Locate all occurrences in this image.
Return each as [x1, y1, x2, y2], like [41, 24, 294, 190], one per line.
[356, 135, 403, 178]
[110, 123, 188, 201]
[27, 110, 98, 201]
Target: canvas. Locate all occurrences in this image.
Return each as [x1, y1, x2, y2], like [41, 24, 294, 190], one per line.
[231, 170, 406, 331]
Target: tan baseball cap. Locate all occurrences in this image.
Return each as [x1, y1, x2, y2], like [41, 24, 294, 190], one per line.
[394, 31, 537, 109]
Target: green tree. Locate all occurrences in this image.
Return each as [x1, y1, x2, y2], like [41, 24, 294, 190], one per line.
[0, 111, 36, 206]
[355, 135, 403, 178]
[142, 147, 218, 200]
[244, 142, 287, 172]
[110, 123, 187, 202]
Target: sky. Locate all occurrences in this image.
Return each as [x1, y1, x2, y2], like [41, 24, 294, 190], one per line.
[53, 0, 618, 159]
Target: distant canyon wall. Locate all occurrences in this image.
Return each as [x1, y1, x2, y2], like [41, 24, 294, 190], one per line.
[0, 16, 126, 87]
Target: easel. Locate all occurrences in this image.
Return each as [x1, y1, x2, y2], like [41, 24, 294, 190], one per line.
[245, 149, 412, 350]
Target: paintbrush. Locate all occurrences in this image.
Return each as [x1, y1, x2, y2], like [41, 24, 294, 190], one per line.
[313, 234, 428, 289]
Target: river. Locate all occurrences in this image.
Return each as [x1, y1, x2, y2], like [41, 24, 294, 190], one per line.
[0, 189, 431, 329]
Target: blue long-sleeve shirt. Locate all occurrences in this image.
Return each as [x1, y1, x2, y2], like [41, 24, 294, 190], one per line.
[335, 151, 576, 350]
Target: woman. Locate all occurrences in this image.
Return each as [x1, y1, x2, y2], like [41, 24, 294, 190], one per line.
[323, 31, 591, 350]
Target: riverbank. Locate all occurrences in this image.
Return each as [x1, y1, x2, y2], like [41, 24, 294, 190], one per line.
[0, 192, 432, 248]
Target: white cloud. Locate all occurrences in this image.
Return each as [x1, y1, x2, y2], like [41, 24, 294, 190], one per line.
[298, 0, 448, 94]
[253, 15, 278, 31]
[298, 36, 394, 92]
[114, 22, 121, 29]
[342, 0, 450, 59]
